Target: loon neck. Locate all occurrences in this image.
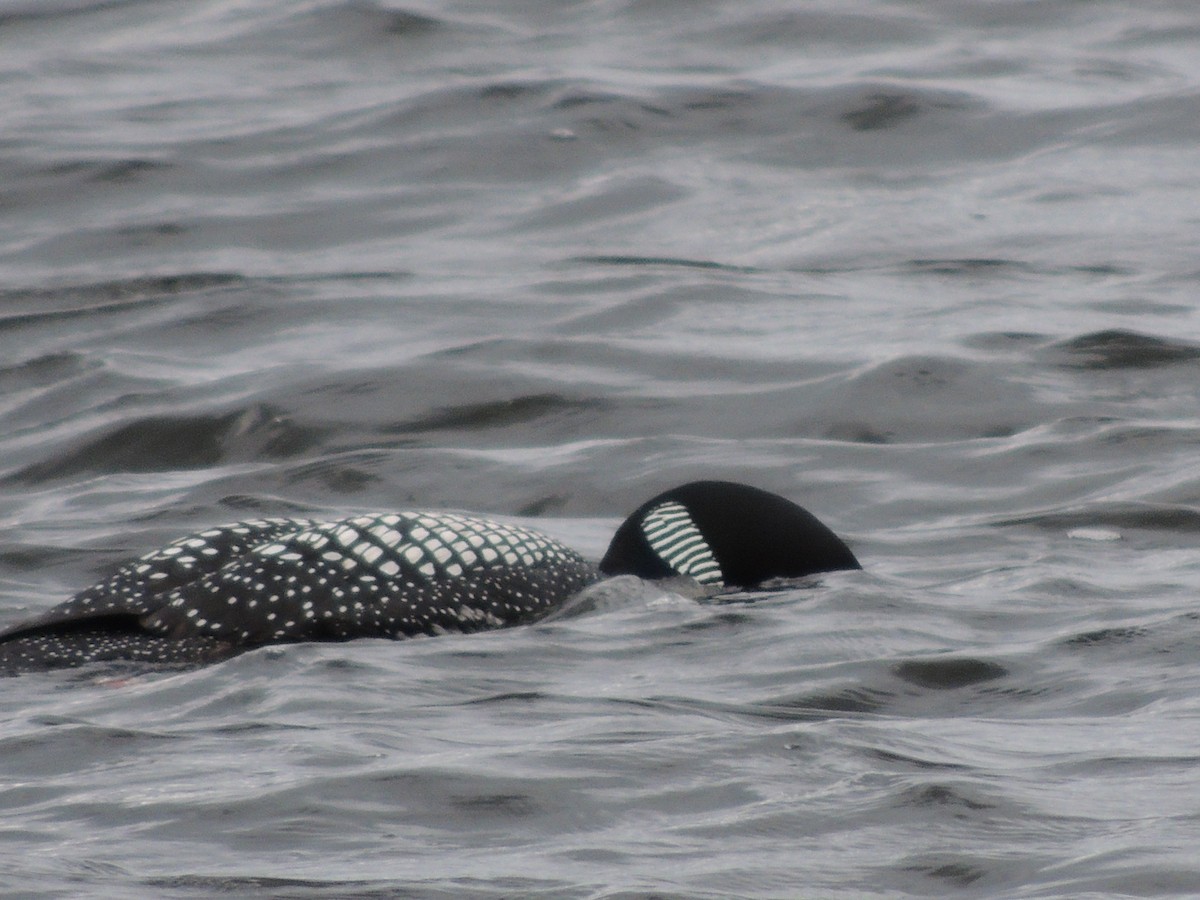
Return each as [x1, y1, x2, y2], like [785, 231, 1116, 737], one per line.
[599, 480, 859, 588]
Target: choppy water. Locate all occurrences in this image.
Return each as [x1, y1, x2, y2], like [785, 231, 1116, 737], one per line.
[2, 0, 1200, 896]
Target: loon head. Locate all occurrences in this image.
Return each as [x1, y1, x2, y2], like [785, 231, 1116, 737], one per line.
[598, 480, 860, 589]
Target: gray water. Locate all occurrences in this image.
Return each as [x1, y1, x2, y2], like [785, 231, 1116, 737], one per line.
[2, 1, 1200, 896]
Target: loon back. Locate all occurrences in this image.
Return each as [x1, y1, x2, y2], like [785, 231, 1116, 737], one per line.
[0, 480, 856, 674]
[0, 513, 597, 674]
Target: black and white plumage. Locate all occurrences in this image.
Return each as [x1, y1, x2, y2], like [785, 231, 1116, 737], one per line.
[599, 481, 860, 589]
[0, 480, 859, 675]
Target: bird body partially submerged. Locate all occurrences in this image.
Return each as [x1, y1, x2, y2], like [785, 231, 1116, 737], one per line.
[0, 481, 858, 674]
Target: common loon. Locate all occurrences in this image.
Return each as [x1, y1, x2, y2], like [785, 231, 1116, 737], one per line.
[0, 480, 858, 674]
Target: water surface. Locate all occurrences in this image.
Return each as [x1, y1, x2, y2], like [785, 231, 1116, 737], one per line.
[2, 1, 1200, 897]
